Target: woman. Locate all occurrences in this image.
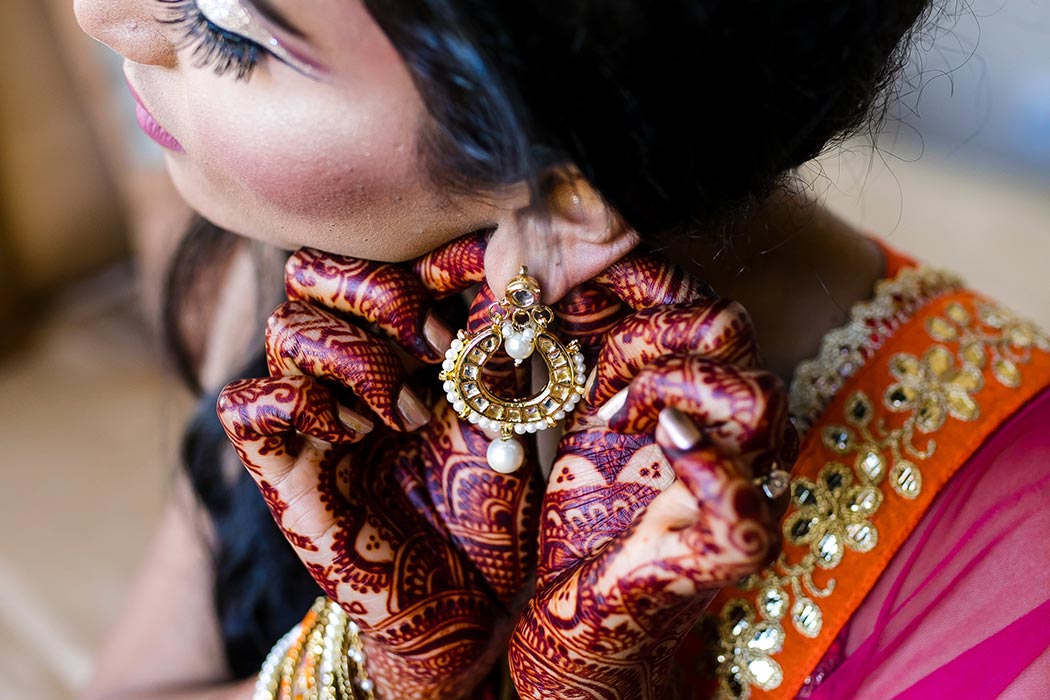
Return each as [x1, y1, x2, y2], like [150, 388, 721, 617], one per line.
[74, 1, 1050, 699]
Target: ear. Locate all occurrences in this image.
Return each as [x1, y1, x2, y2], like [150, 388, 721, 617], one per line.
[484, 169, 640, 302]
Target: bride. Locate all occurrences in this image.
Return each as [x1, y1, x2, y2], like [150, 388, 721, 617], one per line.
[75, 1, 1050, 699]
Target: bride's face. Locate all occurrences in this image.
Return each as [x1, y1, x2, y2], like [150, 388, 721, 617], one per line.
[75, 0, 521, 260]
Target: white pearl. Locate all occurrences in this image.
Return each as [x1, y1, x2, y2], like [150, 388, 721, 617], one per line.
[487, 438, 524, 473]
[572, 353, 584, 363]
[522, 327, 536, 339]
[453, 400, 467, 413]
[443, 380, 456, 393]
[554, 410, 565, 420]
[502, 322, 514, 336]
[450, 339, 464, 351]
[479, 417, 492, 429]
[442, 359, 455, 371]
[504, 334, 534, 360]
[514, 423, 527, 434]
[468, 413, 481, 424]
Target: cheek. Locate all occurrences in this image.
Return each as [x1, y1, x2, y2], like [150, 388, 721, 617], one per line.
[192, 88, 421, 220]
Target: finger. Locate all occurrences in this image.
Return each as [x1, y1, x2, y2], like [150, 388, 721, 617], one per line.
[285, 247, 454, 363]
[411, 229, 488, 298]
[587, 299, 762, 406]
[606, 354, 789, 462]
[215, 375, 365, 565]
[593, 250, 714, 310]
[552, 282, 629, 355]
[266, 300, 430, 431]
[650, 408, 780, 575]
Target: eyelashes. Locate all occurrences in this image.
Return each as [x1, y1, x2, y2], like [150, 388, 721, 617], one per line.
[156, 0, 264, 81]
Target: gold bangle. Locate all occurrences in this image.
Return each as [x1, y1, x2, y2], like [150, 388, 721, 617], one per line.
[255, 597, 377, 700]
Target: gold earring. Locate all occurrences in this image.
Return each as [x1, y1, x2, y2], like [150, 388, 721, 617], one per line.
[439, 267, 586, 473]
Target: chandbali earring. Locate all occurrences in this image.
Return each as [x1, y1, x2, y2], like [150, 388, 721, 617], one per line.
[439, 267, 586, 473]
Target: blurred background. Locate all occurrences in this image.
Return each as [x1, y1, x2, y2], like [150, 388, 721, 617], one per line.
[0, 0, 1047, 698]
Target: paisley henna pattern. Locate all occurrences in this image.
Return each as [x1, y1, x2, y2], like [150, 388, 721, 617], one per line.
[415, 397, 542, 605]
[509, 256, 790, 700]
[221, 231, 788, 700]
[219, 234, 544, 700]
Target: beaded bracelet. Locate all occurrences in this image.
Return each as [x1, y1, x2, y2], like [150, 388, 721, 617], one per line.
[254, 597, 377, 700]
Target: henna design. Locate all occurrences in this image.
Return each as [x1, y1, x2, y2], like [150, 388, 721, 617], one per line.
[506, 254, 789, 700]
[286, 248, 440, 362]
[588, 300, 762, 405]
[220, 375, 505, 700]
[608, 355, 788, 458]
[594, 250, 714, 310]
[411, 231, 488, 298]
[511, 434, 778, 700]
[221, 234, 551, 700]
[265, 300, 409, 430]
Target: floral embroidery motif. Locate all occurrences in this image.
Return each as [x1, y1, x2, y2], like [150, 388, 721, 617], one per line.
[707, 599, 786, 700]
[707, 280, 1049, 700]
[783, 463, 881, 570]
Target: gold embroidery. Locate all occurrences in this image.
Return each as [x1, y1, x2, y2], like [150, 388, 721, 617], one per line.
[708, 290, 1046, 698]
[707, 599, 786, 700]
[789, 266, 963, 437]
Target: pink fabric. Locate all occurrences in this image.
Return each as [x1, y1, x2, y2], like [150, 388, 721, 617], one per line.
[804, 386, 1050, 700]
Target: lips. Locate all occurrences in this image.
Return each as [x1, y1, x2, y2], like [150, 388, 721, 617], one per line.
[126, 80, 185, 153]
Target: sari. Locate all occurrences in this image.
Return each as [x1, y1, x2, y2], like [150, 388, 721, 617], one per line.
[682, 241, 1050, 699]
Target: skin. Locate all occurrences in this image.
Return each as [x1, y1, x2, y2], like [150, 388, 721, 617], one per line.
[74, 1, 886, 699]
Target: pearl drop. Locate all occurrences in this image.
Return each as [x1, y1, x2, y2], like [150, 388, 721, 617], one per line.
[505, 334, 534, 360]
[487, 438, 524, 473]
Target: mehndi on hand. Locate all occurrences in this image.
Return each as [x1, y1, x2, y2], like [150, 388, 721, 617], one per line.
[217, 232, 542, 700]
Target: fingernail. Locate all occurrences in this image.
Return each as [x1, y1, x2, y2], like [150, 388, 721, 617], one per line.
[398, 386, 431, 429]
[658, 407, 702, 450]
[337, 404, 374, 435]
[424, 313, 454, 354]
[595, 387, 629, 423]
[583, 364, 599, 397]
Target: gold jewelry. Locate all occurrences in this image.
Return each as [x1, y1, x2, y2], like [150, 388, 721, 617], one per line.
[254, 597, 377, 700]
[439, 267, 586, 473]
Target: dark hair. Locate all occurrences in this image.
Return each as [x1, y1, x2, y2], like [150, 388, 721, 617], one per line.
[170, 1, 936, 676]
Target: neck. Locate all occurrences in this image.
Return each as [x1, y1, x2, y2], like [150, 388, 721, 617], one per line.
[661, 189, 887, 386]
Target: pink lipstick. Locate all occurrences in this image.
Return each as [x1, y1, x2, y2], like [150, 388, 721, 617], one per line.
[126, 81, 185, 153]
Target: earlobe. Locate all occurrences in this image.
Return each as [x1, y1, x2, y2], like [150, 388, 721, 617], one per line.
[484, 173, 640, 302]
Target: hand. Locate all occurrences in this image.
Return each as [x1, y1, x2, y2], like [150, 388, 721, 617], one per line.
[216, 232, 542, 700]
[509, 256, 796, 700]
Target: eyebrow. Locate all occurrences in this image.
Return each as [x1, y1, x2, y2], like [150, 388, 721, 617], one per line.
[250, 0, 307, 39]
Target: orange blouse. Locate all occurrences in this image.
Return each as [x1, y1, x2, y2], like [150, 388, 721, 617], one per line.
[679, 239, 1050, 699]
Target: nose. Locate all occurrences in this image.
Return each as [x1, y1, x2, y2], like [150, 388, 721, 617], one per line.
[74, 0, 178, 68]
